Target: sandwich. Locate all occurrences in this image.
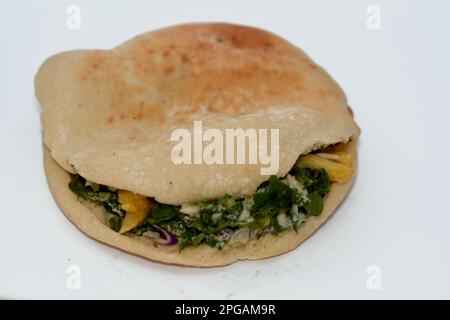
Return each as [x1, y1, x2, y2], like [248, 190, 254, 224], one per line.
[35, 23, 360, 267]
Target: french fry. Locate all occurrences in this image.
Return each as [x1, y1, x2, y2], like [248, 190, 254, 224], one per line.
[296, 154, 353, 183]
[119, 210, 149, 234]
[118, 190, 153, 234]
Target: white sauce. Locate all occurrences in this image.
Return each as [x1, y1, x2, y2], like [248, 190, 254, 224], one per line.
[180, 204, 200, 216]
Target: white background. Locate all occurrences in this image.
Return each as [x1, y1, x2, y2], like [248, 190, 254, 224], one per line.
[1, 0, 449, 299]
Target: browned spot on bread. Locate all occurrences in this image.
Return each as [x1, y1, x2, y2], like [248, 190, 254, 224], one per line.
[307, 61, 318, 70]
[230, 34, 241, 47]
[261, 42, 274, 52]
[77, 50, 110, 82]
[107, 116, 114, 124]
[181, 53, 190, 63]
[136, 101, 145, 120]
[164, 67, 174, 74]
[203, 24, 283, 51]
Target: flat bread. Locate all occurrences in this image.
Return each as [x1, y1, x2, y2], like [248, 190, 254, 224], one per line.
[36, 23, 360, 266]
[35, 23, 359, 205]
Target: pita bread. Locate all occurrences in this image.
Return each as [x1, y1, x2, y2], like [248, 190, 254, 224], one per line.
[36, 23, 360, 266]
[35, 22, 358, 204]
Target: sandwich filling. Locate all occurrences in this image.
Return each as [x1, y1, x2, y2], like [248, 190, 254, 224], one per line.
[68, 142, 354, 251]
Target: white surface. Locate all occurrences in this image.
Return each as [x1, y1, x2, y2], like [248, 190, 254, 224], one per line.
[1, 0, 449, 299]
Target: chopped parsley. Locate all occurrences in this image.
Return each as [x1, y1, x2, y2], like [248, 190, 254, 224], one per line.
[68, 167, 331, 251]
